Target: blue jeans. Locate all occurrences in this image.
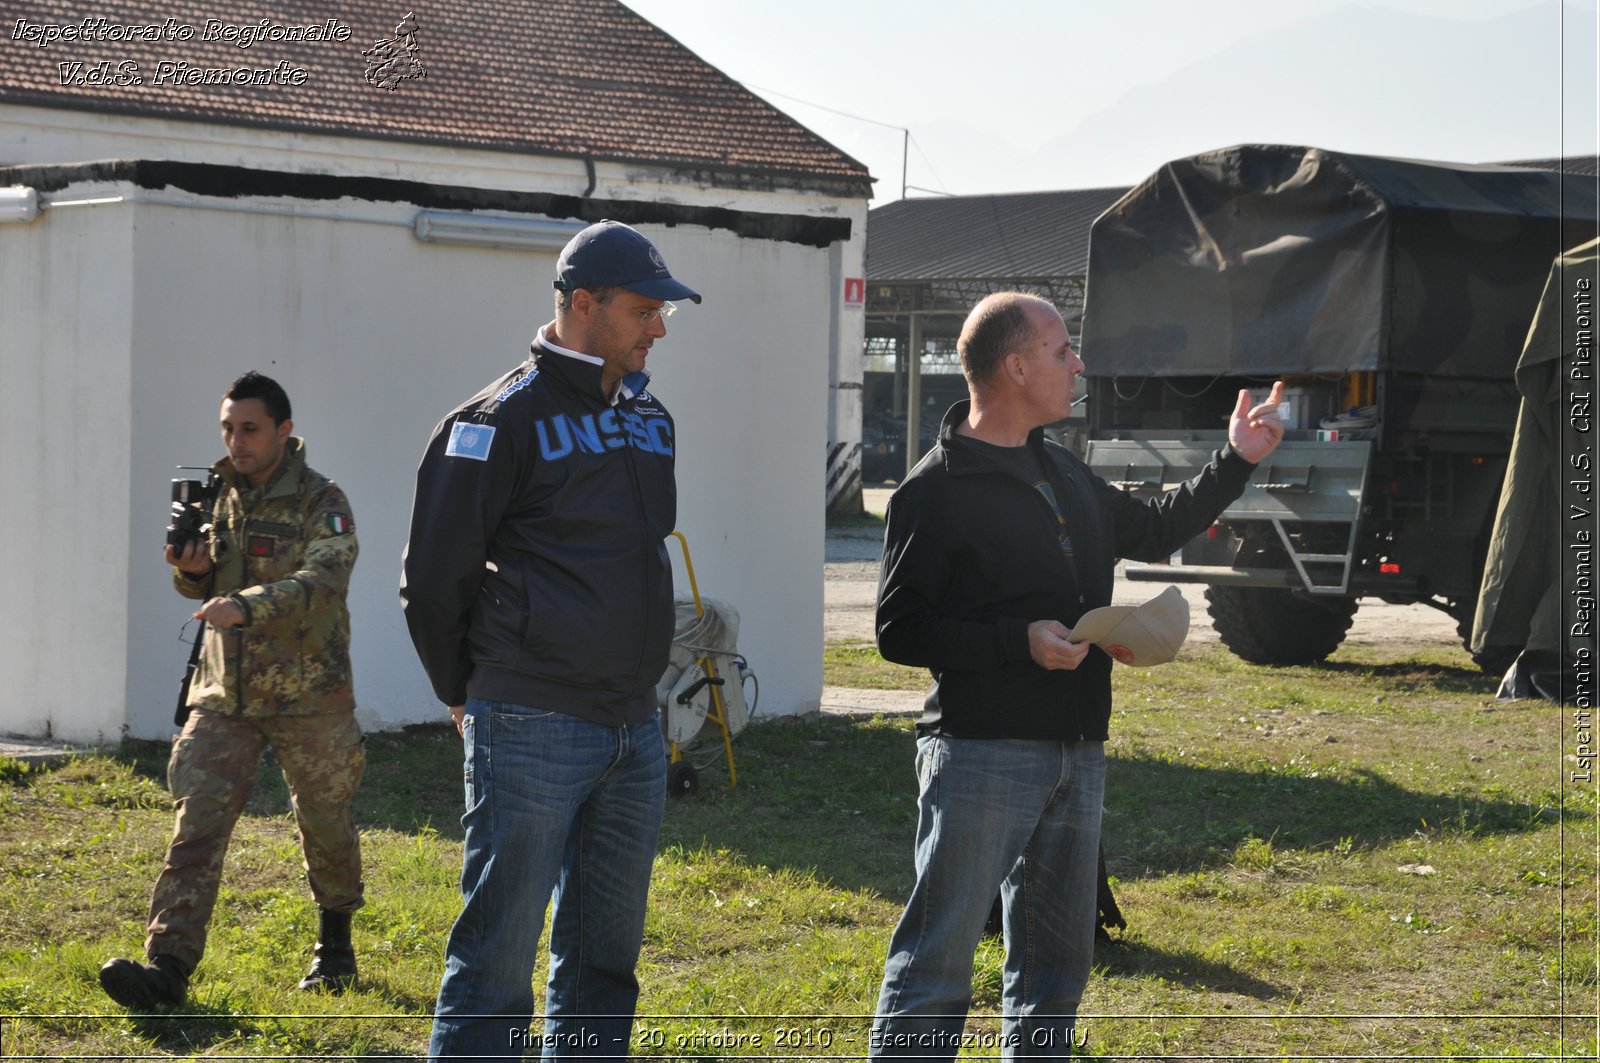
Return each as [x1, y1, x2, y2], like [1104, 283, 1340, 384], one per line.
[869, 735, 1106, 1061]
[427, 699, 667, 1061]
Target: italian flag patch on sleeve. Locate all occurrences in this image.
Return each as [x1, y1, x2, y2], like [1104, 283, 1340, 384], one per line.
[327, 513, 354, 534]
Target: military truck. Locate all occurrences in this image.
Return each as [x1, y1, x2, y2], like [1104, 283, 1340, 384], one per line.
[1078, 145, 1599, 669]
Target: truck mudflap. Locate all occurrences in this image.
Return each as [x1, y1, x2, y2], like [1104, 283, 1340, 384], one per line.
[1085, 438, 1391, 595]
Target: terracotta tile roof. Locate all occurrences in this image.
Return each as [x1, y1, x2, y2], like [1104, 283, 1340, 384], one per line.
[0, 1, 871, 190]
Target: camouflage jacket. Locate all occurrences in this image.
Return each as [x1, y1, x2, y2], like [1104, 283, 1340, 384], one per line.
[174, 439, 358, 717]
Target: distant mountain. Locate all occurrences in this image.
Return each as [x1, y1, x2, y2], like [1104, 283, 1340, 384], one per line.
[987, 1, 1597, 191]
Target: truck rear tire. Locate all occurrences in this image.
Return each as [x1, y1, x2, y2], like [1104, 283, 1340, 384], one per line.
[1205, 586, 1357, 665]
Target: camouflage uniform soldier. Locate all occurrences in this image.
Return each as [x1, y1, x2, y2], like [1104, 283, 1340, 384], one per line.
[100, 372, 365, 1010]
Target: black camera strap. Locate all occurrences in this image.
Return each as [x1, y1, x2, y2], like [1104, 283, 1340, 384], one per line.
[174, 618, 206, 728]
[173, 549, 217, 729]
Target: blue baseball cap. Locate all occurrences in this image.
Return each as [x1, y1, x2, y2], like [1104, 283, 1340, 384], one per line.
[553, 220, 702, 304]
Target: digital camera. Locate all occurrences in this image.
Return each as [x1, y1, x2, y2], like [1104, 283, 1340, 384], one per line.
[166, 473, 218, 551]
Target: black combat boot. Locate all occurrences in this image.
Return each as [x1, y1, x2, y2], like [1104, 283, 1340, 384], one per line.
[99, 953, 190, 1009]
[297, 908, 356, 993]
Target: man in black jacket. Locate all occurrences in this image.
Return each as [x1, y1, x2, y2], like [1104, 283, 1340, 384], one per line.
[401, 220, 699, 1060]
[867, 292, 1284, 1060]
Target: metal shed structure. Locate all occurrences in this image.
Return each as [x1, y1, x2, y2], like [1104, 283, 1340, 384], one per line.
[863, 187, 1128, 476]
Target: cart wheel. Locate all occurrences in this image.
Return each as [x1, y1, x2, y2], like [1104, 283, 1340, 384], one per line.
[667, 761, 698, 797]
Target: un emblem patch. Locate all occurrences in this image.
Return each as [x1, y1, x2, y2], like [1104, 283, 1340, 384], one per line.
[445, 422, 496, 461]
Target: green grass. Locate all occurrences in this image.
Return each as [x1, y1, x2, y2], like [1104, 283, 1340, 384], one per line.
[0, 640, 1593, 1059]
[824, 640, 930, 690]
[825, 513, 887, 532]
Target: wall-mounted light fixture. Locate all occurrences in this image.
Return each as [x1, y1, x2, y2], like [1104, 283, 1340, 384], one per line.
[0, 186, 40, 223]
[413, 211, 583, 251]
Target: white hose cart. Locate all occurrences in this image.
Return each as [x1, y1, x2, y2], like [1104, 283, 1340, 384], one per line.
[655, 531, 758, 795]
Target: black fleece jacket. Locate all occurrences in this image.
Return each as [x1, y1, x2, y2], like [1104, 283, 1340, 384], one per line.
[876, 400, 1255, 741]
[401, 340, 676, 726]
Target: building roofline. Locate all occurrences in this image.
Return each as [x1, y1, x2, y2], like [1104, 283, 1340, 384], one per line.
[0, 158, 854, 248]
[2, 94, 875, 200]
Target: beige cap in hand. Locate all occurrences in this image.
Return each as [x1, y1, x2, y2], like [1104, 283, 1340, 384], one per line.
[1067, 585, 1191, 667]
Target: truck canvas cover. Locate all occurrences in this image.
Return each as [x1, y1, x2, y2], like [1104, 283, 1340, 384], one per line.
[1080, 144, 1600, 379]
[1472, 237, 1600, 665]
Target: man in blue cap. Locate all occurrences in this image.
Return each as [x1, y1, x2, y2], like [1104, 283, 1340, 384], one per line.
[402, 219, 701, 1060]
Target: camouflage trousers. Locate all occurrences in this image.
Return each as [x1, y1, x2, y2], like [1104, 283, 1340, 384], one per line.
[144, 707, 366, 970]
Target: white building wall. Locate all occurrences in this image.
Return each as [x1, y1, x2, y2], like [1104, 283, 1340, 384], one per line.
[659, 230, 828, 723]
[121, 190, 468, 740]
[3, 100, 871, 516]
[0, 200, 135, 744]
[6, 178, 835, 741]
[1, 102, 867, 743]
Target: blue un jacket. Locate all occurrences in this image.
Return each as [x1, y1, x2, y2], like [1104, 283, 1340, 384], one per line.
[401, 338, 676, 726]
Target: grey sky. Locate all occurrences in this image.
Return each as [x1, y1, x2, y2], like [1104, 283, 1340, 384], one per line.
[622, 0, 1599, 202]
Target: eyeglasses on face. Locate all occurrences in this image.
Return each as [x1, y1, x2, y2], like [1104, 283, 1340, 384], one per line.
[630, 301, 676, 325]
